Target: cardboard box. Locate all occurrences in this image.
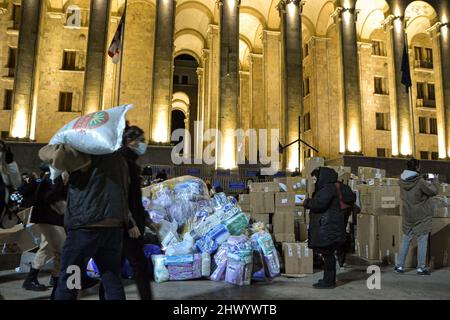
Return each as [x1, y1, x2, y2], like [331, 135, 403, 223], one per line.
[239, 204, 251, 213]
[274, 233, 296, 243]
[250, 192, 275, 214]
[273, 177, 287, 186]
[285, 177, 307, 193]
[430, 218, 450, 268]
[249, 182, 280, 193]
[326, 166, 352, 184]
[357, 185, 401, 216]
[355, 214, 379, 260]
[439, 184, 450, 197]
[275, 192, 305, 207]
[295, 220, 308, 242]
[303, 157, 324, 178]
[283, 242, 314, 274]
[357, 167, 386, 181]
[273, 208, 296, 235]
[378, 216, 417, 268]
[239, 194, 250, 205]
[251, 213, 270, 226]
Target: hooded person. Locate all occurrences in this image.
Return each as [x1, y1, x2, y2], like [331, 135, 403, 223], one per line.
[395, 158, 439, 275]
[304, 167, 345, 289]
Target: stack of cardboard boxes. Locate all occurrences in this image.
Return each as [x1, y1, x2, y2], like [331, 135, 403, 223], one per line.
[430, 183, 450, 268]
[354, 168, 414, 265]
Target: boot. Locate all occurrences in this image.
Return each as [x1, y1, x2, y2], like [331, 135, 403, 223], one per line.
[22, 268, 47, 291]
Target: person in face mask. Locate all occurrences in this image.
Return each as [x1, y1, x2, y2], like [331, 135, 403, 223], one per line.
[101, 125, 152, 300]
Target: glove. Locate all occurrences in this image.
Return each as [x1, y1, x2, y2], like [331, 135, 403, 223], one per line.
[5, 148, 14, 164]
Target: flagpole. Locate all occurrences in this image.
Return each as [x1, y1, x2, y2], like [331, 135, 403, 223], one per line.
[117, 0, 127, 106]
[404, 32, 417, 158]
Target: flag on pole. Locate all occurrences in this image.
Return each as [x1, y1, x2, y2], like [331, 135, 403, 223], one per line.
[108, 13, 125, 64]
[401, 42, 412, 93]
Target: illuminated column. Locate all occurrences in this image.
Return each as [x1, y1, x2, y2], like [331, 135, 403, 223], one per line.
[384, 1, 412, 156]
[249, 53, 264, 131]
[217, 0, 240, 169]
[239, 70, 250, 160]
[9, 0, 41, 139]
[428, 22, 448, 159]
[432, 1, 450, 158]
[262, 30, 282, 164]
[195, 67, 204, 162]
[82, 0, 111, 115]
[331, 0, 362, 154]
[279, 0, 303, 171]
[150, 0, 176, 143]
[206, 25, 220, 134]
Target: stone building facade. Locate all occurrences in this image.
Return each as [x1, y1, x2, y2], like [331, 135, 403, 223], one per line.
[0, 0, 449, 171]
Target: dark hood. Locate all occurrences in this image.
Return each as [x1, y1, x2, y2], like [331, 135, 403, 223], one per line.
[317, 167, 338, 189]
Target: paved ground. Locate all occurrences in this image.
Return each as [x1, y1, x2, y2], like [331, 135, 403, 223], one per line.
[1, 263, 449, 300]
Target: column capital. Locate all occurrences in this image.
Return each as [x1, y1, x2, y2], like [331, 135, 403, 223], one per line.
[276, 0, 305, 15]
[207, 24, 219, 41]
[196, 67, 204, 76]
[201, 48, 210, 61]
[216, 0, 241, 8]
[426, 22, 444, 37]
[0, 8, 7, 15]
[331, 6, 360, 23]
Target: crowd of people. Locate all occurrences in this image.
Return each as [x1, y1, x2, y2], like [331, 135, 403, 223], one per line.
[0, 130, 440, 297]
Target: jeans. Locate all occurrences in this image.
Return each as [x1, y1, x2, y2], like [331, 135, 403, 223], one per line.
[55, 227, 125, 300]
[99, 235, 152, 300]
[397, 230, 429, 270]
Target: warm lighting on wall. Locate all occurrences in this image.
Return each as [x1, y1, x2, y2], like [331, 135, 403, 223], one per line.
[287, 144, 299, 172]
[220, 129, 236, 170]
[339, 124, 345, 154]
[347, 125, 361, 153]
[11, 106, 28, 139]
[153, 112, 169, 143]
[391, 128, 399, 156]
[287, 2, 296, 18]
[400, 130, 412, 156]
[29, 93, 38, 141]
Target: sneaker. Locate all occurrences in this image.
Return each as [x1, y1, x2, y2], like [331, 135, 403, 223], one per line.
[394, 266, 405, 274]
[417, 268, 431, 276]
[22, 280, 48, 291]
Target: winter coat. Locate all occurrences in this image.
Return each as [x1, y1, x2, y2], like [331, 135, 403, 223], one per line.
[119, 147, 146, 235]
[28, 176, 66, 227]
[398, 170, 439, 236]
[304, 167, 346, 249]
[39, 144, 130, 230]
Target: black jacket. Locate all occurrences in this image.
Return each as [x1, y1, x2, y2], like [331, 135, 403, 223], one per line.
[304, 167, 345, 249]
[119, 147, 146, 235]
[28, 176, 66, 226]
[65, 152, 129, 230]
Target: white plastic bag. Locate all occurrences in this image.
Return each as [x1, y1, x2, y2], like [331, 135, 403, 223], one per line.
[49, 104, 133, 155]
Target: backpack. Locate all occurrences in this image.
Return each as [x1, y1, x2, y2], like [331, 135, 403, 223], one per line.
[335, 182, 356, 210]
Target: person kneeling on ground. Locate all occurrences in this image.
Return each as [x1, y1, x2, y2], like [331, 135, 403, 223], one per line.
[304, 167, 346, 289]
[395, 158, 439, 276]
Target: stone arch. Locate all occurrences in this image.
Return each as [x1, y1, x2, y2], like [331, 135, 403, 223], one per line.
[174, 49, 202, 67]
[240, 6, 267, 29]
[405, 1, 438, 45]
[315, 1, 335, 36]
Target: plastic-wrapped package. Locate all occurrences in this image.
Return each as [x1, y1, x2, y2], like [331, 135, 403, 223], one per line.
[195, 235, 219, 254]
[211, 192, 228, 209]
[210, 261, 227, 281]
[206, 223, 230, 245]
[165, 254, 194, 266]
[49, 104, 132, 155]
[193, 214, 221, 237]
[251, 231, 275, 256]
[192, 253, 202, 278]
[264, 252, 281, 278]
[152, 255, 169, 283]
[225, 258, 245, 286]
[158, 220, 179, 249]
[201, 252, 211, 277]
[165, 234, 195, 256]
[168, 264, 193, 280]
[223, 213, 249, 236]
[227, 196, 238, 205]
